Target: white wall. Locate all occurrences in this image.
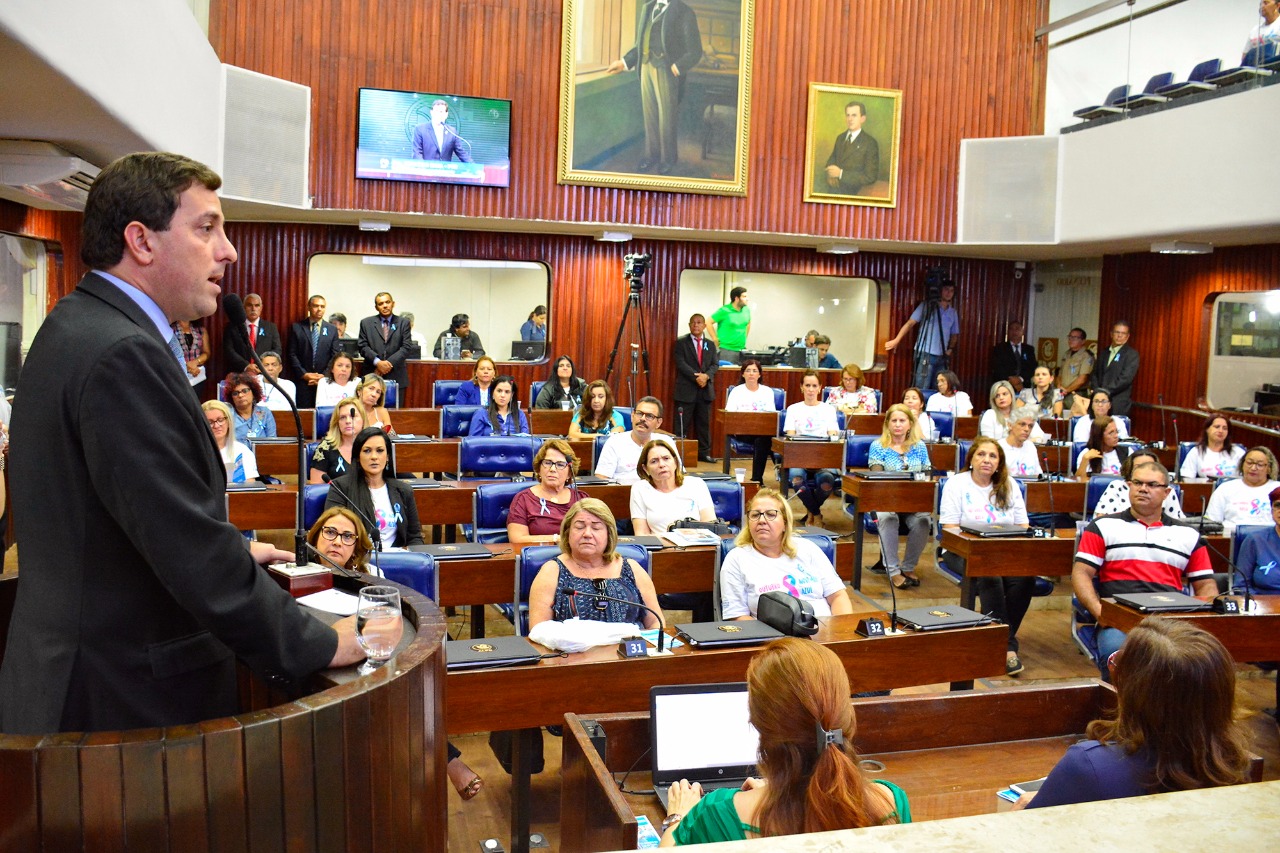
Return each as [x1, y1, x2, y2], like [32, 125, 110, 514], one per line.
[1030, 258, 1102, 370]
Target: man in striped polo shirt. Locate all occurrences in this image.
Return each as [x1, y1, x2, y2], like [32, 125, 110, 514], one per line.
[1072, 460, 1217, 676]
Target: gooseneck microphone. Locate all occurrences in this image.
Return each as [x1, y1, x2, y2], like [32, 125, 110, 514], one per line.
[1171, 414, 1182, 482]
[558, 586, 666, 652]
[1157, 393, 1169, 448]
[222, 293, 309, 561]
[1041, 452, 1057, 535]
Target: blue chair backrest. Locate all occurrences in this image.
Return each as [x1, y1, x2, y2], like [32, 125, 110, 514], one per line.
[441, 405, 485, 438]
[1232, 523, 1273, 565]
[382, 379, 399, 408]
[459, 435, 537, 477]
[433, 380, 464, 407]
[844, 434, 877, 468]
[934, 474, 949, 542]
[704, 480, 744, 526]
[1141, 71, 1174, 94]
[376, 551, 437, 600]
[956, 439, 972, 468]
[797, 532, 836, 564]
[472, 481, 533, 543]
[593, 433, 610, 467]
[515, 543, 651, 633]
[1104, 84, 1130, 105]
[1188, 58, 1222, 82]
[1085, 474, 1121, 519]
[530, 381, 546, 405]
[930, 412, 954, 438]
[614, 407, 633, 430]
[303, 483, 329, 529]
[1071, 442, 1087, 471]
[315, 406, 334, 440]
[304, 440, 320, 476]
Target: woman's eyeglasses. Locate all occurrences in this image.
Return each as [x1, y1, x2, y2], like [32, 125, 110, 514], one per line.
[748, 509, 781, 521]
[206, 417, 227, 427]
[541, 459, 569, 470]
[320, 526, 358, 545]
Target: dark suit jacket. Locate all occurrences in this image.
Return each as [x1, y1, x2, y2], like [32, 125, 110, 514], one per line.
[825, 130, 880, 194]
[990, 341, 1037, 388]
[412, 123, 473, 162]
[673, 333, 718, 403]
[324, 473, 424, 548]
[0, 273, 335, 733]
[287, 318, 342, 380]
[223, 318, 283, 372]
[624, 0, 703, 94]
[1092, 344, 1140, 416]
[358, 314, 415, 389]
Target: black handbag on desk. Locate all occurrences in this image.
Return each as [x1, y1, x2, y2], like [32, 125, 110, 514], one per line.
[670, 518, 733, 536]
[756, 591, 819, 637]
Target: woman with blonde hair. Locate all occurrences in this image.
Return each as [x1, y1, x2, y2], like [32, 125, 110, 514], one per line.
[202, 400, 259, 484]
[308, 397, 366, 483]
[868, 404, 931, 589]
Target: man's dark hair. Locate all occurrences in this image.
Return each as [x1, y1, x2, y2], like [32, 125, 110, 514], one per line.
[637, 395, 664, 418]
[1070, 327, 1088, 339]
[431, 98, 449, 111]
[328, 312, 347, 325]
[844, 101, 867, 117]
[729, 286, 747, 302]
[81, 152, 222, 269]
[451, 313, 470, 331]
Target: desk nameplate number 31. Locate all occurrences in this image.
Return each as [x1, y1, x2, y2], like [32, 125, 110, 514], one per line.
[618, 637, 648, 658]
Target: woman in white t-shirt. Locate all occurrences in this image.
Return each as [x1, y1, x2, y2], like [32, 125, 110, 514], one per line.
[720, 490, 852, 619]
[630, 439, 716, 534]
[1205, 447, 1279, 527]
[939, 437, 1031, 676]
[202, 400, 259, 484]
[783, 370, 842, 524]
[924, 370, 973, 417]
[323, 428, 423, 550]
[1071, 389, 1129, 444]
[998, 405, 1043, 479]
[1180, 414, 1246, 480]
[315, 352, 357, 408]
[725, 358, 778, 483]
[1076, 417, 1128, 479]
[903, 386, 936, 441]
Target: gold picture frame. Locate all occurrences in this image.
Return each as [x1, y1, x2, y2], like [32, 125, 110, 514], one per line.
[803, 83, 902, 208]
[557, 0, 754, 196]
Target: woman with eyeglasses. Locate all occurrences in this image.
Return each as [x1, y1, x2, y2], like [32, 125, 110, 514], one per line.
[508, 439, 584, 545]
[720, 490, 852, 620]
[534, 355, 588, 409]
[222, 372, 276, 443]
[1072, 389, 1129, 443]
[323, 427, 423, 550]
[1092, 449, 1186, 519]
[308, 397, 366, 484]
[998, 405, 1044, 479]
[1205, 446, 1279, 526]
[1236, 485, 1280, 593]
[202, 400, 259, 484]
[527, 498, 662, 631]
[569, 379, 626, 439]
[468, 375, 529, 436]
[1180, 414, 1245, 480]
[1016, 618, 1249, 810]
[825, 363, 878, 415]
[315, 352, 357, 408]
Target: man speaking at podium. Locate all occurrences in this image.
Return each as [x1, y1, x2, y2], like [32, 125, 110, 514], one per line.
[412, 98, 474, 163]
[0, 152, 363, 735]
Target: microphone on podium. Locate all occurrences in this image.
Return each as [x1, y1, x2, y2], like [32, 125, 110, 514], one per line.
[558, 585, 667, 652]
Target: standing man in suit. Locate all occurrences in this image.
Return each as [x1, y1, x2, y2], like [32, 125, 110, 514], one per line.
[287, 294, 341, 408]
[358, 291, 414, 392]
[989, 321, 1037, 392]
[0, 152, 362, 734]
[824, 101, 880, 194]
[223, 292, 282, 375]
[412, 99, 473, 163]
[674, 313, 719, 463]
[606, 0, 703, 175]
[1092, 321, 1140, 416]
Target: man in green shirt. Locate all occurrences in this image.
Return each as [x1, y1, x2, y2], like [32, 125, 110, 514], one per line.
[708, 286, 751, 364]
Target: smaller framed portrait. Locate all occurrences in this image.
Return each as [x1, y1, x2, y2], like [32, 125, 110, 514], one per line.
[803, 83, 902, 208]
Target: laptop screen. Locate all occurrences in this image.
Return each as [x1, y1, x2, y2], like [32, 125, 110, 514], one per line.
[651, 683, 759, 781]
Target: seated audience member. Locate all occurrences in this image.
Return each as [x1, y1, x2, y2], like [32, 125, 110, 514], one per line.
[939, 437, 1030, 675]
[825, 363, 878, 415]
[902, 386, 935, 439]
[527, 498, 662, 630]
[630, 439, 716, 534]
[520, 305, 548, 342]
[324, 427, 423, 550]
[924, 370, 973, 416]
[454, 355, 498, 406]
[398, 311, 425, 358]
[328, 312, 349, 339]
[1180, 414, 1246, 480]
[257, 351, 297, 410]
[660, 638, 909, 845]
[1017, 618, 1249, 810]
[1073, 460, 1216, 675]
[998, 405, 1043, 478]
[869, 405, 931, 589]
[1072, 389, 1129, 443]
[309, 397, 366, 483]
[357, 374, 394, 433]
[1076, 416, 1129, 479]
[594, 396, 679, 484]
[804, 330, 819, 349]
[784, 370, 842, 525]
[1093, 449, 1186, 519]
[468, 375, 529, 436]
[534, 355, 587, 409]
[315, 352, 357, 408]
[814, 334, 841, 369]
[223, 372, 277, 444]
[726, 358, 778, 483]
[203, 400, 259, 484]
[979, 380, 1018, 440]
[432, 313, 485, 359]
[507, 439, 584, 545]
[720, 489, 853, 620]
[569, 379, 627, 438]
[1018, 365, 1063, 417]
[1236, 486, 1280, 593]
[1205, 446, 1279, 526]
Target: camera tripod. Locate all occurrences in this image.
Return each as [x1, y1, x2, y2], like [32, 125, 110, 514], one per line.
[604, 274, 652, 406]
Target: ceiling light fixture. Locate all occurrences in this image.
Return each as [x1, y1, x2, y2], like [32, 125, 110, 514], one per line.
[1150, 240, 1212, 255]
[595, 230, 633, 242]
[359, 219, 391, 232]
[816, 242, 858, 255]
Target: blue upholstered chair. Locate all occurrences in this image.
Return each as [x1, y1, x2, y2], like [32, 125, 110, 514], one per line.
[458, 435, 537, 479]
[376, 551, 437, 600]
[433, 380, 464, 407]
[441, 405, 485, 438]
[469, 480, 533, 543]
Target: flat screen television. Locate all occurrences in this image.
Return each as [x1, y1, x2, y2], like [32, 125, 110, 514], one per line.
[355, 87, 511, 188]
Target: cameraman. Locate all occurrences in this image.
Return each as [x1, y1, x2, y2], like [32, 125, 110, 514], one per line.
[885, 280, 958, 390]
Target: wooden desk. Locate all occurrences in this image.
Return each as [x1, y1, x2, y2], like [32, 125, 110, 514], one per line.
[270, 407, 315, 438]
[770, 436, 844, 472]
[530, 408, 572, 435]
[927, 441, 960, 472]
[251, 439, 307, 477]
[389, 407, 440, 436]
[226, 484, 298, 530]
[954, 415, 979, 439]
[1024, 478, 1086, 514]
[719, 410, 778, 474]
[841, 473, 938, 589]
[941, 528, 1078, 609]
[561, 682, 1116, 852]
[1099, 594, 1280, 661]
[393, 438, 461, 474]
[844, 413, 884, 435]
[1177, 479, 1215, 514]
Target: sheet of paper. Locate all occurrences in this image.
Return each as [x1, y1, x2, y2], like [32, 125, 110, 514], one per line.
[299, 588, 359, 615]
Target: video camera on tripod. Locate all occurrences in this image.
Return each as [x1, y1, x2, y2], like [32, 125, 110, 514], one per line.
[623, 252, 652, 290]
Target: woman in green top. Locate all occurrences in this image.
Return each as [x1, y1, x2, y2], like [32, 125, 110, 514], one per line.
[660, 638, 910, 845]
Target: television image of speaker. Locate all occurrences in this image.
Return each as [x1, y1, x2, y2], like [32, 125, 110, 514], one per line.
[356, 87, 511, 188]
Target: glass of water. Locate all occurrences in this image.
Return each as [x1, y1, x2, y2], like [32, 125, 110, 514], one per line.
[356, 584, 403, 675]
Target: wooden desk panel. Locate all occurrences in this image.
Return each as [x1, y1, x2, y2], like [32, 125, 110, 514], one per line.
[1099, 595, 1280, 661]
[954, 415, 979, 439]
[390, 408, 440, 437]
[226, 485, 298, 530]
[270, 408, 315, 439]
[1024, 479, 1086, 514]
[394, 440, 460, 474]
[941, 528, 1078, 609]
[720, 410, 779, 473]
[251, 440, 308, 477]
[841, 473, 939, 589]
[770, 437, 844, 470]
[530, 409, 573, 435]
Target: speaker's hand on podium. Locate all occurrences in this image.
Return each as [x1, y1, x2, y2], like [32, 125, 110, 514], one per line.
[328, 615, 366, 667]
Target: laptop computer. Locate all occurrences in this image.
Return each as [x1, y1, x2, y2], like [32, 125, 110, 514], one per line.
[1111, 591, 1212, 613]
[404, 477, 445, 489]
[687, 471, 732, 481]
[617, 535, 666, 550]
[225, 481, 268, 491]
[853, 470, 916, 480]
[959, 522, 1032, 538]
[408, 543, 496, 560]
[894, 605, 993, 631]
[649, 683, 759, 811]
[510, 340, 545, 361]
[786, 434, 831, 443]
[445, 636, 542, 671]
[571, 475, 612, 486]
[793, 525, 840, 538]
[674, 620, 784, 648]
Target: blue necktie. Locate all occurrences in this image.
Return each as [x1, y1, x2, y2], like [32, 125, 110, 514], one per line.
[168, 334, 186, 371]
[311, 323, 320, 366]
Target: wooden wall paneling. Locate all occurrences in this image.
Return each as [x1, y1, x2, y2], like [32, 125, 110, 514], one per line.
[164, 728, 213, 853]
[119, 730, 168, 851]
[78, 733, 125, 853]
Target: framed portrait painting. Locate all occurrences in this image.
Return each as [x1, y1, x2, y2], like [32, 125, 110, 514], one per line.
[557, 0, 754, 196]
[803, 83, 902, 208]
